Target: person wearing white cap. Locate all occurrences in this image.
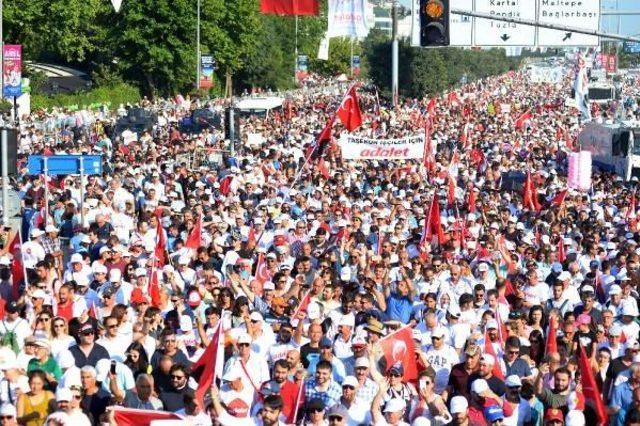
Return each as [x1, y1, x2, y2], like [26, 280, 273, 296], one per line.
[54, 386, 91, 426]
[21, 228, 46, 270]
[615, 302, 640, 343]
[218, 364, 253, 419]
[223, 332, 269, 396]
[423, 326, 460, 394]
[0, 356, 28, 407]
[0, 403, 17, 425]
[244, 311, 276, 360]
[372, 378, 408, 426]
[335, 375, 371, 426]
[62, 252, 92, 287]
[449, 395, 469, 424]
[502, 374, 532, 425]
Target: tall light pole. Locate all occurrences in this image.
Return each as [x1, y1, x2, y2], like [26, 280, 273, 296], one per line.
[391, 0, 399, 106]
[196, 0, 201, 90]
[0, 0, 8, 227]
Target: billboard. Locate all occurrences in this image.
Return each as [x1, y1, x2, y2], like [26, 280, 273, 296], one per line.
[3, 45, 22, 98]
[200, 55, 215, 89]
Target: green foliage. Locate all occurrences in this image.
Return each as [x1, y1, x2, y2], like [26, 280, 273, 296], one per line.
[364, 35, 521, 100]
[22, 68, 48, 95]
[311, 37, 363, 77]
[31, 83, 140, 111]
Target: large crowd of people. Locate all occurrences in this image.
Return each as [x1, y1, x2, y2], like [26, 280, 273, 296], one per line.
[0, 56, 638, 426]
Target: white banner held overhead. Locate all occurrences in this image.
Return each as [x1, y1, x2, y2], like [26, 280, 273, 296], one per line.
[327, 0, 369, 39]
[474, 0, 536, 46]
[317, 36, 330, 60]
[537, 0, 600, 46]
[340, 134, 426, 160]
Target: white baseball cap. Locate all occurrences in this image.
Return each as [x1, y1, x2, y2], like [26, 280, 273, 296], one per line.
[342, 376, 358, 388]
[449, 396, 469, 414]
[384, 398, 406, 413]
[505, 375, 522, 388]
[471, 379, 489, 394]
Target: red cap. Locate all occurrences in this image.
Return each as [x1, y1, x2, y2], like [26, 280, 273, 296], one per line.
[544, 408, 564, 423]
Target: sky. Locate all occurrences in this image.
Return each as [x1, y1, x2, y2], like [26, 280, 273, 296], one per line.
[600, 0, 640, 37]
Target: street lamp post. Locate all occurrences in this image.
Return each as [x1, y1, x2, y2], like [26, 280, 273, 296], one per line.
[196, 0, 201, 90]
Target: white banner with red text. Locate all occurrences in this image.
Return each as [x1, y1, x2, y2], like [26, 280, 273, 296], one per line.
[339, 134, 425, 160]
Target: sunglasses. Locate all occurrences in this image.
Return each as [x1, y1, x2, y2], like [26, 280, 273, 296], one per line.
[171, 375, 186, 380]
[308, 408, 324, 413]
[328, 416, 344, 421]
[81, 331, 94, 336]
[389, 372, 402, 378]
[342, 385, 355, 390]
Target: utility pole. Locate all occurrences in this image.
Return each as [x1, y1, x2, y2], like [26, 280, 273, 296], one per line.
[391, 0, 399, 106]
[196, 0, 201, 91]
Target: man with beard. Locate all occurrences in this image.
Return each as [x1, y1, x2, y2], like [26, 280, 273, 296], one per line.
[210, 387, 287, 426]
[444, 343, 481, 402]
[535, 366, 571, 410]
[260, 359, 301, 423]
[267, 322, 299, 365]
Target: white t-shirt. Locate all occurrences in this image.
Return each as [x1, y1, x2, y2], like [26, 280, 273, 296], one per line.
[423, 344, 460, 393]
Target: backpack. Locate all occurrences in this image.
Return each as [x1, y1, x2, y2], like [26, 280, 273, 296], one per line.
[0, 320, 21, 354]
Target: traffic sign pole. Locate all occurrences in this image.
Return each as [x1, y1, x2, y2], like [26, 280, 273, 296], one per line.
[1, 128, 7, 226]
[79, 157, 85, 228]
[43, 156, 49, 226]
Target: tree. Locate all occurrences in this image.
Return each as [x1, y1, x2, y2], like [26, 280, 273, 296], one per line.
[312, 37, 363, 77]
[110, 0, 198, 97]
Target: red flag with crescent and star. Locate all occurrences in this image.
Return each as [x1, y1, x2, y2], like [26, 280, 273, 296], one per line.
[336, 84, 363, 132]
[379, 325, 418, 381]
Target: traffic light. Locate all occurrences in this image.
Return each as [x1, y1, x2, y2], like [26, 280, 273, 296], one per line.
[420, 0, 450, 47]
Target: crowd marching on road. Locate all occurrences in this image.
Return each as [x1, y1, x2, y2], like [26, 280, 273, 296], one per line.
[0, 58, 638, 426]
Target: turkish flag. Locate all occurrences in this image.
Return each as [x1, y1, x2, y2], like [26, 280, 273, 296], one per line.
[379, 326, 418, 381]
[111, 406, 183, 426]
[422, 116, 435, 171]
[191, 323, 224, 406]
[421, 194, 445, 247]
[185, 215, 202, 250]
[7, 232, 23, 300]
[447, 175, 456, 207]
[550, 189, 568, 208]
[627, 191, 637, 222]
[317, 158, 330, 180]
[523, 173, 541, 213]
[154, 212, 167, 267]
[557, 238, 566, 263]
[260, 0, 319, 15]
[546, 317, 558, 355]
[427, 98, 436, 114]
[577, 344, 607, 424]
[220, 175, 233, 196]
[292, 289, 312, 319]
[148, 269, 162, 308]
[247, 226, 257, 248]
[515, 110, 532, 130]
[305, 118, 334, 162]
[467, 186, 476, 213]
[483, 330, 504, 380]
[254, 253, 271, 283]
[336, 85, 363, 132]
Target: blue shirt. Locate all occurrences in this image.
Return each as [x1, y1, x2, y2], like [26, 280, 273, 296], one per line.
[386, 293, 413, 323]
[504, 357, 533, 378]
[303, 377, 342, 408]
[611, 380, 633, 426]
